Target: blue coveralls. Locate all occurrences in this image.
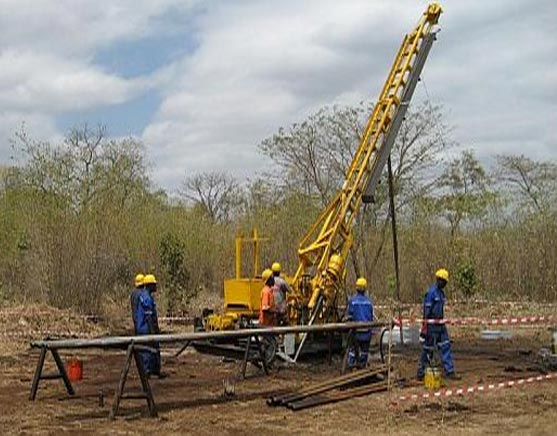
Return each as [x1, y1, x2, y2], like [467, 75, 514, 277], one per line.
[347, 292, 374, 368]
[135, 289, 161, 375]
[130, 286, 143, 334]
[417, 284, 455, 377]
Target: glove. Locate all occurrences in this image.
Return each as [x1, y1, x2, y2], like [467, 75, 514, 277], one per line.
[419, 322, 427, 344]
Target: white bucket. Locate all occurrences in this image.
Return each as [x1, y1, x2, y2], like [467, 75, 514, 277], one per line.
[381, 326, 419, 345]
[480, 329, 513, 340]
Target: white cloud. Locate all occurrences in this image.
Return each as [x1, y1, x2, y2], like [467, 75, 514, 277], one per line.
[144, 0, 404, 189]
[143, 0, 557, 190]
[0, 0, 199, 159]
[424, 0, 557, 160]
[0, 0, 199, 56]
[0, 50, 147, 112]
[0, 0, 554, 191]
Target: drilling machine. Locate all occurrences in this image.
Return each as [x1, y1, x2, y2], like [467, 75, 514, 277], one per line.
[198, 3, 443, 361]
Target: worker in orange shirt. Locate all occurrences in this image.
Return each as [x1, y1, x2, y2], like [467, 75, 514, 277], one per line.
[259, 268, 276, 326]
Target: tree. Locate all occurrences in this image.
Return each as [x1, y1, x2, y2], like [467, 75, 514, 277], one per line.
[392, 102, 453, 217]
[11, 124, 148, 212]
[180, 171, 244, 222]
[436, 150, 496, 236]
[495, 154, 557, 215]
[259, 101, 452, 280]
[259, 103, 367, 206]
[259, 101, 450, 215]
[6, 124, 151, 312]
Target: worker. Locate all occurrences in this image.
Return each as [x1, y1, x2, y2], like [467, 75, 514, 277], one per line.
[259, 268, 276, 326]
[130, 273, 144, 334]
[346, 277, 374, 369]
[417, 268, 459, 380]
[136, 273, 162, 377]
[271, 262, 289, 325]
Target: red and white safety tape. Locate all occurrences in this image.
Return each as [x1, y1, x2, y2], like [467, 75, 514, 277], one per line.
[83, 315, 193, 323]
[0, 330, 103, 339]
[393, 315, 556, 327]
[394, 373, 557, 404]
[376, 301, 557, 310]
[158, 316, 193, 323]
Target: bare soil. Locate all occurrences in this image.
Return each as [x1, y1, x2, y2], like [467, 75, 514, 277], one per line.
[0, 304, 556, 435]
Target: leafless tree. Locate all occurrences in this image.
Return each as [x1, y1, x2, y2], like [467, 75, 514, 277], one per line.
[495, 154, 557, 214]
[180, 171, 244, 222]
[259, 103, 366, 207]
[259, 101, 451, 215]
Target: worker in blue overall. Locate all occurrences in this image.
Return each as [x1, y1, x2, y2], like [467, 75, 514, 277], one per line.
[130, 273, 144, 334]
[347, 277, 374, 369]
[417, 268, 459, 380]
[135, 274, 162, 377]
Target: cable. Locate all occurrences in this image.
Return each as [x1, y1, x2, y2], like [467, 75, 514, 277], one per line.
[420, 75, 451, 151]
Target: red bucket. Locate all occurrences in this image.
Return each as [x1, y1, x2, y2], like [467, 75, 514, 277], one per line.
[67, 358, 83, 382]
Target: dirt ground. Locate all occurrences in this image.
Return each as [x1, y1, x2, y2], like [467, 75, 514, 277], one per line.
[1, 305, 556, 435]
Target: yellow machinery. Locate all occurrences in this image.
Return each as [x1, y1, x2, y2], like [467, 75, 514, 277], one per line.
[290, 3, 442, 326]
[205, 229, 267, 330]
[204, 4, 443, 353]
[205, 229, 293, 330]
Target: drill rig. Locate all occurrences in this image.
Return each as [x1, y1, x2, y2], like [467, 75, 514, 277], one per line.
[200, 3, 443, 358]
[288, 3, 442, 344]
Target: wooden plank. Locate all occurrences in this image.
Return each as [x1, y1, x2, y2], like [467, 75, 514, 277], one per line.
[50, 350, 75, 396]
[29, 346, 47, 401]
[109, 344, 134, 419]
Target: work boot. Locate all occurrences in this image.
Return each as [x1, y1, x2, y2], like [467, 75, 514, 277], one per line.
[445, 372, 461, 380]
[416, 374, 424, 381]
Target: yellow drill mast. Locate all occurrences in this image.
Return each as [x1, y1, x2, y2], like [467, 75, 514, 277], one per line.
[289, 4, 443, 327]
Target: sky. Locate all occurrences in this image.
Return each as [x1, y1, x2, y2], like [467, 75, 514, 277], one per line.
[0, 0, 555, 192]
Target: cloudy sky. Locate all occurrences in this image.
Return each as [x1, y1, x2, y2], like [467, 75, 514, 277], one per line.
[0, 0, 555, 191]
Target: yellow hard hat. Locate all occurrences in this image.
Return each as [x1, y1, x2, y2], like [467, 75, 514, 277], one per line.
[143, 274, 157, 285]
[262, 269, 273, 282]
[134, 274, 145, 287]
[435, 268, 449, 282]
[271, 262, 281, 273]
[356, 277, 367, 288]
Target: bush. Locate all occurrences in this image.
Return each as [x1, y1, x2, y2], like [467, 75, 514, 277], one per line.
[455, 260, 480, 300]
[159, 232, 192, 315]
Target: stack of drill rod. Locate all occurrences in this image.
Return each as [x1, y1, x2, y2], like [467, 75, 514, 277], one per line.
[267, 365, 389, 411]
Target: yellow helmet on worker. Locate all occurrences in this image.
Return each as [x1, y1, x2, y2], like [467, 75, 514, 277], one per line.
[356, 277, 367, 289]
[143, 274, 157, 285]
[435, 268, 449, 282]
[134, 273, 145, 287]
[271, 262, 281, 273]
[262, 268, 273, 282]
